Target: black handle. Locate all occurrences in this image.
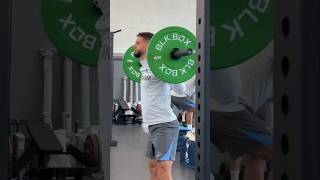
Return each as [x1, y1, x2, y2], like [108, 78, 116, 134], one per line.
[171, 48, 193, 60]
[113, 29, 122, 34]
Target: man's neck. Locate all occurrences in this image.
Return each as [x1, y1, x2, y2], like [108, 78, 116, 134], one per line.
[140, 54, 147, 61]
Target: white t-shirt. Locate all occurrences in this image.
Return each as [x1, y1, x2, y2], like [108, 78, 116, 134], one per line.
[171, 76, 196, 97]
[140, 60, 177, 126]
[238, 42, 273, 112]
[209, 66, 245, 112]
[209, 42, 273, 113]
[185, 75, 196, 97]
[171, 83, 187, 97]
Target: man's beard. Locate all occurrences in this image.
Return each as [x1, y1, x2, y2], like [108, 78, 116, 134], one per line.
[134, 51, 143, 58]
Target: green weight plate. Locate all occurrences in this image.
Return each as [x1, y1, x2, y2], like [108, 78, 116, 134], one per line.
[123, 46, 141, 83]
[42, 0, 102, 66]
[147, 26, 196, 84]
[211, 0, 273, 69]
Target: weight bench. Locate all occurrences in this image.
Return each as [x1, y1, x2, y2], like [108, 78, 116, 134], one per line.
[14, 121, 98, 180]
[114, 99, 141, 124]
[27, 121, 64, 166]
[118, 99, 130, 111]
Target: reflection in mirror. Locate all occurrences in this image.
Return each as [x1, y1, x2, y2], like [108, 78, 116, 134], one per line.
[209, 42, 274, 180]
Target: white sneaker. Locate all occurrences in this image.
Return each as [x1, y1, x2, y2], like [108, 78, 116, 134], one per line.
[186, 131, 195, 142]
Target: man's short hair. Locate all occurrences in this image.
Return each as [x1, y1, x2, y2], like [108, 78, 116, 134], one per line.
[137, 32, 154, 41]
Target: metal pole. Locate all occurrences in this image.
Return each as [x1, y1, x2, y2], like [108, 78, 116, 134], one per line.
[80, 65, 90, 128]
[96, 0, 111, 178]
[135, 82, 139, 103]
[63, 58, 73, 137]
[197, 0, 211, 179]
[40, 48, 56, 128]
[129, 80, 134, 105]
[122, 77, 128, 101]
[0, 0, 11, 177]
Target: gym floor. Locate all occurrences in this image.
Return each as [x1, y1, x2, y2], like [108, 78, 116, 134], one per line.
[111, 124, 195, 180]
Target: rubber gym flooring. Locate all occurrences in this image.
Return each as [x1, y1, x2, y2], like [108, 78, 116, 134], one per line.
[111, 124, 195, 180]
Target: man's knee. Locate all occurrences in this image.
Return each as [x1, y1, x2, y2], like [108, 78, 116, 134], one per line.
[149, 160, 158, 175]
[158, 161, 173, 174]
[252, 145, 273, 162]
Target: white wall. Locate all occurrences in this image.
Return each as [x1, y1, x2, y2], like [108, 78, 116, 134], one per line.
[111, 0, 196, 54]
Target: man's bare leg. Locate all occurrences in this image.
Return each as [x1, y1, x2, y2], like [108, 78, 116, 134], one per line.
[225, 155, 242, 180]
[157, 161, 173, 180]
[244, 154, 266, 180]
[186, 111, 193, 126]
[149, 159, 158, 180]
[180, 111, 186, 122]
[245, 145, 273, 180]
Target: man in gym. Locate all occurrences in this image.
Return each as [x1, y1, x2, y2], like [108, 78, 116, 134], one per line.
[133, 32, 179, 180]
[171, 82, 196, 130]
[211, 43, 273, 180]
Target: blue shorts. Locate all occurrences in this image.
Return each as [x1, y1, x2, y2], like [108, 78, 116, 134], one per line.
[146, 120, 179, 161]
[211, 109, 273, 159]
